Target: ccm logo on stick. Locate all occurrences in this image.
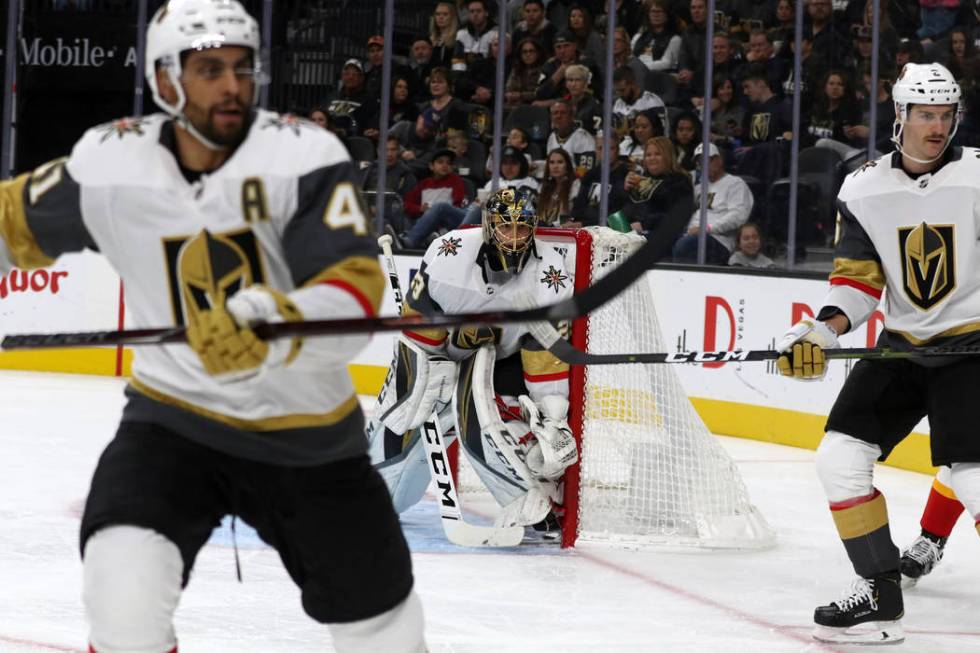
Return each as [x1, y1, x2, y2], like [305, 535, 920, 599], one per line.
[665, 351, 751, 363]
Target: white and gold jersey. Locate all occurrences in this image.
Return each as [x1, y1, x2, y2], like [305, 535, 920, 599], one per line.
[824, 148, 980, 350]
[0, 110, 384, 465]
[403, 228, 574, 400]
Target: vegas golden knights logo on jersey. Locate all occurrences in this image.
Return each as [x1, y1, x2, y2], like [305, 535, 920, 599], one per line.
[165, 228, 266, 326]
[898, 222, 955, 310]
[453, 325, 501, 349]
[750, 113, 772, 141]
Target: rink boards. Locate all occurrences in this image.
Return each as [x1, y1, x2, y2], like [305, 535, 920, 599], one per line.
[0, 249, 933, 475]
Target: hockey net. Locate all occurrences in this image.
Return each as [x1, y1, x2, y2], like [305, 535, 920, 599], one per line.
[456, 226, 775, 550]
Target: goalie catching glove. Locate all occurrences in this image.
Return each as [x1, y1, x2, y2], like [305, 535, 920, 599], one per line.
[775, 318, 839, 380]
[518, 394, 577, 480]
[186, 285, 303, 378]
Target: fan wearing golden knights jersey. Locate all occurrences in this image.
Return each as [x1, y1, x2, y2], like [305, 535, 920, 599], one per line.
[366, 188, 578, 538]
[774, 62, 980, 646]
[0, 2, 425, 652]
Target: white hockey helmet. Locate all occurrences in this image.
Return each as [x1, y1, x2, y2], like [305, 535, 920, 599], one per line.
[145, 0, 263, 148]
[891, 62, 963, 162]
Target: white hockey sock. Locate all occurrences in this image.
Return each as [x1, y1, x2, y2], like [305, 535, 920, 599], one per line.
[328, 590, 425, 653]
[83, 525, 182, 653]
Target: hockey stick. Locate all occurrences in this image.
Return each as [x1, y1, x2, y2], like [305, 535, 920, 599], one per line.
[1, 225, 657, 350]
[521, 313, 978, 365]
[378, 235, 524, 547]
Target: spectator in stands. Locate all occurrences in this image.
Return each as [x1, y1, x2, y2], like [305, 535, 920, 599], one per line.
[535, 31, 602, 107]
[944, 26, 975, 81]
[364, 75, 420, 142]
[777, 27, 826, 108]
[513, 0, 557, 55]
[564, 64, 603, 133]
[538, 148, 582, 226]
[401, 148, 470, 249]
[844, 25, 875, 74]
[769, 0, 796, 47]
[484, 146, 542, 196]
[408, 36, 436, 93]
[421, 67, 462, 137]
[855, 62, 896, 154]
[596, 0, 645, 35]
[807, 0, 851, 68]
[738, 64, 793, 182]
[728, 222, 776, 268]
[309, 106, 329, 129]
[572, 129, 632, 226]
[447, 128, 485, 185]
[567, 3, 605, 64]
[858, 0, 900, 64]
[631, 0, 682, 72]
[601, 27, 650, 90]
[745, 30, 789, 96]
[677, 0, 709, 99]
[484, 128, 535, 179]
[671, 111, 701, 171]
[453, 0, 498, 73]
[398, 111, 440, 163]
[917, 0, 961, 43]
[672, 142, 753, 265]
[812, 64, 891, 171]
[506, 38, 548, 107]
[457, 32, 510, 106]
[621, 108, 664, 166]
[429, 2, 460, 69]
[547, 99, 598, 176]
[326, 59, 379, 138]
[691, 33, 746, 109]
[362, 137, 418, 232]
[895, 38, 924, 70]
[621, 137, 695, 240]
[805, 69, 863, 152]
[612, 66, 668, 134]
[364, 35, 414, 100]
[709, 76, 747, 149]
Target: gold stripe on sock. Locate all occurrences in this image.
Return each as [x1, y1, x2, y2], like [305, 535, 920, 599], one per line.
[832, 492, 889, 540]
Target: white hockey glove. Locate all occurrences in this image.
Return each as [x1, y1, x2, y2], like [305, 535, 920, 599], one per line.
[775, 318, 839, 380]
[187, 285, 302, 379]
[379, 337, 457, 434]
[519, 394, 577, 480]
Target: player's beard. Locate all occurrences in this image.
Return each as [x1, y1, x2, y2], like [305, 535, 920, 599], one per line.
[185, 97, 252, 149]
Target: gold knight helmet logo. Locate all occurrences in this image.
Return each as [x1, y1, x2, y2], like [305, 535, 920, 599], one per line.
[177, 229, 254, 322]
[899, 222, 955, 310]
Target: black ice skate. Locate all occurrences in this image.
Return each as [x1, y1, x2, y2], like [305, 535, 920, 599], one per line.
[900, 532, 946, 588]
[813, 572, 904, 645]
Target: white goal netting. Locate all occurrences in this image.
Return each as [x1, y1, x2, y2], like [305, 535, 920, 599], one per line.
[568, 227, 775, 549]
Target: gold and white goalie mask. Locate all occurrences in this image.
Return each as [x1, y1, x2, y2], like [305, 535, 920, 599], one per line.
[178, 229, 299, 376]
[482, 188, 539, 274]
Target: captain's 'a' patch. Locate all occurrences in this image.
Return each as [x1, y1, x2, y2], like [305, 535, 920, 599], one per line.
[898, 222, 955, 310]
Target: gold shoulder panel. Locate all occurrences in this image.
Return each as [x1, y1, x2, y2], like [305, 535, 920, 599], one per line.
[0, 174, 55, 269]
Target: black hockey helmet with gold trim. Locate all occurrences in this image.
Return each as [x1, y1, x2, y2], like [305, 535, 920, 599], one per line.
[482, 188, 539, 273]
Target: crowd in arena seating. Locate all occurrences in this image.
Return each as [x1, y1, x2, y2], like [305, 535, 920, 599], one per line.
[315, 0, 980, 264]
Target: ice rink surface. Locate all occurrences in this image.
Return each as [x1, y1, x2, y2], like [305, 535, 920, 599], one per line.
[1, 371, 978, 653]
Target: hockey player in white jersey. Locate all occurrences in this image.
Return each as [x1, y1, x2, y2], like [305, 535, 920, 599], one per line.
[367, 188, 578, 538]
[774, 62, 980, 645]
[0, 2, 424, 651]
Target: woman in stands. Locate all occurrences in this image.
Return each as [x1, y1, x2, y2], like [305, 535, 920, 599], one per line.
[709, 76, 745, 151]
[621, 108, 663, 168]
[769, 0, 795, 48]
[537, 148, 581, 227]
[621, 136, 694, 240]
[671, 111, 701, 172]
[562, 64, 602, 133]
[422, 67, 463, 137]
[631, 0, 682, 72]
[944, 27, 975, 82]
[567, 3, 605, 64]
[429, 1, 459, 69]
[505, 37, 547, 107]
[807, 69, 864, 163]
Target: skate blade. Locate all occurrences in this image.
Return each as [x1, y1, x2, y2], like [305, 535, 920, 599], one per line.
[813, 621, 905, 645]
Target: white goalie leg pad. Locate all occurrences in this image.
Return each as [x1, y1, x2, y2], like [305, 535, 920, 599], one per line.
[950, 463, 980, 521]
[815, 431, 882, 503]
[83, 526, 182, 653]
[462, 347, 554, 526]
[379, 337, 456, 434]
[328, 590, 425, 653]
